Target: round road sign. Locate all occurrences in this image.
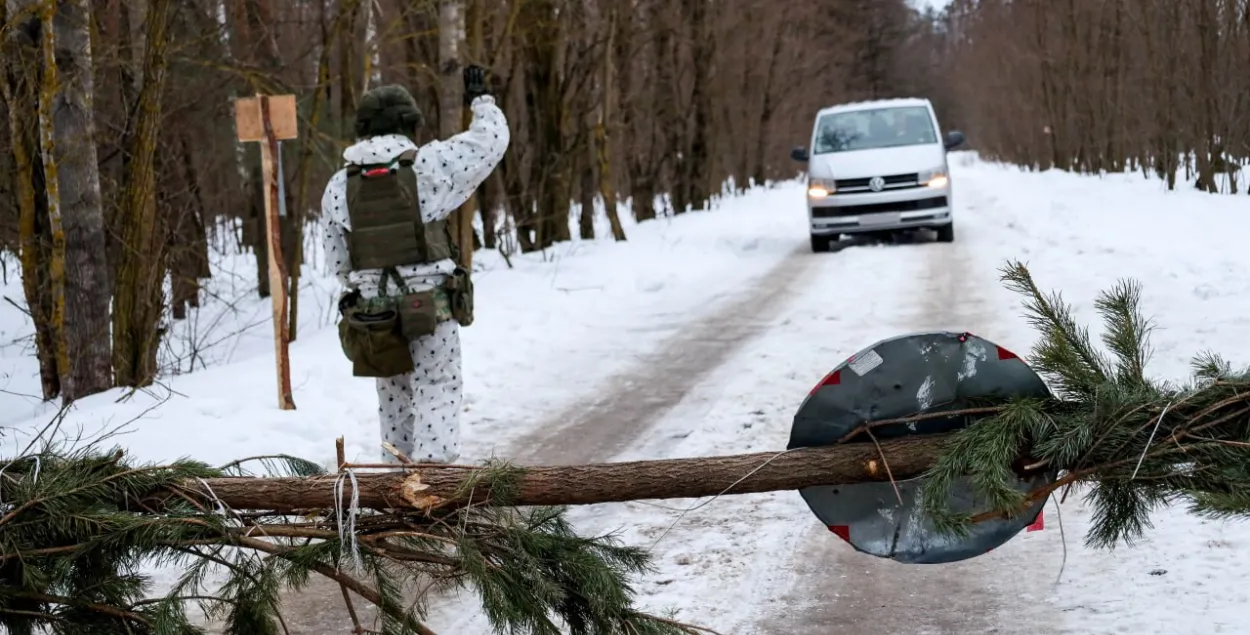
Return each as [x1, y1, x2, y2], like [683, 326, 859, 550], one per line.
[789, 331, 1055, 564]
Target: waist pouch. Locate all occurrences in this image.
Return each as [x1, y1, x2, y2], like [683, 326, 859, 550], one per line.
[338, 308, 415, 378]
[338, 271, 473, 378]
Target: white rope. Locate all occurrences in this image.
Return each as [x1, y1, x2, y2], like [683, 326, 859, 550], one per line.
[334, 469, 363, 572]
[196, 478, 229, 517]
[1131, 400, 1173, 480]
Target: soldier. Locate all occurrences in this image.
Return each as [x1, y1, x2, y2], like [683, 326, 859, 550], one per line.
[322, 66, 509, 464]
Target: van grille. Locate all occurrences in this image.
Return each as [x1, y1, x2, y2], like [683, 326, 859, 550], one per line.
[811, 196, 948, 218]
[834, 173, 919, 193]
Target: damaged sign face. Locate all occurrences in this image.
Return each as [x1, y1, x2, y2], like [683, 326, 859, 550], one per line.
[790, 331, 1054, 564]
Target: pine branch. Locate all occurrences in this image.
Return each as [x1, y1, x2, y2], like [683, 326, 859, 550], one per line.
[0, 444, 710, 634]
[920, 261, 1250, 546]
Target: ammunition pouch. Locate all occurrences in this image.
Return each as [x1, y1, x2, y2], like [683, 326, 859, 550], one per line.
[445, 266, 475, 327]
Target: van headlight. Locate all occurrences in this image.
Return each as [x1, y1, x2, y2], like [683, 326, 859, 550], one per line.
[807, 178, 835, 198]
[919, 169, 949, 188]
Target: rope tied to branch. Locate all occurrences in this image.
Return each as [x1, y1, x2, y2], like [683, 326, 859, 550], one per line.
[334, 469, 363, 572]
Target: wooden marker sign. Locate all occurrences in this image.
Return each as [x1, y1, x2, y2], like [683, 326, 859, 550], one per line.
[234, 95, 298, 410]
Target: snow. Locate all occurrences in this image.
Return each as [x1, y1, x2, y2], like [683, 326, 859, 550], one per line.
[3, 153, 1250, 633]
[0, 186, 803, 468]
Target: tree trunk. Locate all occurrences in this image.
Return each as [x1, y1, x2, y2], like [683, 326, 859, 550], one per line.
[597, 2, 626, 242]
[456, 0, 485, 263]
[194, 434, 958, 513]
[682, 0, 713, 212]
[439, 0, 477, 266]
[577, 139, 597, 240]
[288, 1, 340, 340]
[2, 5, 60, 400]
[168, 133, 210, 321]
[479, 171, 503, 249]
[112, 0, 174, 388]
[38, 0, 114, 401]
[336, 0, 361, 139]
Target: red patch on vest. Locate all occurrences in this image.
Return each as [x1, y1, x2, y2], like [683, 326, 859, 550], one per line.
[364, 167, 390, 177]
[411, 299, 422, 308]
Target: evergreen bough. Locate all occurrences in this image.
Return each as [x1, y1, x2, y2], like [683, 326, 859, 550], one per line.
[921, 261, 1250, 546]
[4, 260, 1250, 633]
[0, 449, 711, 634]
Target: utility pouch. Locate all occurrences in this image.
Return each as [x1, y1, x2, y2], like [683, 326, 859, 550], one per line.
[445, 267, 475, 327]
[338, 308, 415, 378]
[396, 290, 440, 340]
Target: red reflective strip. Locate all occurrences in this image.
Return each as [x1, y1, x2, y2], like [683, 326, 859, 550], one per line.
[364, 167, 390, 177]
[996, 346, 1019, 360]
[828, 525, 850, 542]
[808, 370, 841, 395]
[1026, 511, 1044, 532]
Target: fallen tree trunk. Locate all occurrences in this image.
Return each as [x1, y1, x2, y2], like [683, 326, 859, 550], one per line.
[193, 434, 955, 513]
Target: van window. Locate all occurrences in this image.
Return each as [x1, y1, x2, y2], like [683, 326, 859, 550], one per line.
[813, 106, 938, 154]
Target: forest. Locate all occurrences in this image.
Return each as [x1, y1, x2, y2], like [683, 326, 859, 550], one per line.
[0, 0, 1247, 404]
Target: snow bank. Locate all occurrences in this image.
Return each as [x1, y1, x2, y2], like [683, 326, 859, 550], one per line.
[0, 183, 807, 470]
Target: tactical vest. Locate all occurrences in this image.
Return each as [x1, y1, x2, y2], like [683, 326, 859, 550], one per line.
[344, 149, 456, 272]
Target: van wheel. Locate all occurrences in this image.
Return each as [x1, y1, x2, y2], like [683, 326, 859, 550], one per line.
[811, 234, 832, 252]
[935, 223, 955, 243]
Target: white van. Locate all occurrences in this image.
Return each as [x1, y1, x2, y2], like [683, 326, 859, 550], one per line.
[790, 98, 965, 252]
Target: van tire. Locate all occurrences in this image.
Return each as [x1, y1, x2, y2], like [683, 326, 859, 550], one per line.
[935, 222, 955, 243]
[811, 234, 832, 252]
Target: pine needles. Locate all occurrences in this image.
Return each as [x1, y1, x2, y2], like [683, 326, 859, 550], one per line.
[0, 446, 710, 634]
[921, 260, 1250, 549]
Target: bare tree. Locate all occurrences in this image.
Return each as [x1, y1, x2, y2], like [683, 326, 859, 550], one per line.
[35, 0, 114, 401]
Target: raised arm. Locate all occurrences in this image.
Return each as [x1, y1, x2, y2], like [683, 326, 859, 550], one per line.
[414, 95, 510, 223]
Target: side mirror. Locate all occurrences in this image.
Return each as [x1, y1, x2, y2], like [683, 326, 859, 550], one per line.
[944, 131, 966, 151]
[790, 146, 809, 162]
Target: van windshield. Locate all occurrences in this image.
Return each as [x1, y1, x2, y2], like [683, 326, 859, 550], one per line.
[812, 106, 938, 154]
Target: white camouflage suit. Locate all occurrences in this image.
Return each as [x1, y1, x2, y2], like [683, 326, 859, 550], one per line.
[321, 95, 509, 464]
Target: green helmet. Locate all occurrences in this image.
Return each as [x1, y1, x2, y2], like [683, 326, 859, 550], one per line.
[354, 84, 424, 138]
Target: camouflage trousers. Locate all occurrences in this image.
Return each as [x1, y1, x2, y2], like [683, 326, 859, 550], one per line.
[375, 319, 462, 464]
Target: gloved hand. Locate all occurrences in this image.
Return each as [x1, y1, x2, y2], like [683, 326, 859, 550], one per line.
[463, 65, 490, 105]
[338, 289, 361, 314]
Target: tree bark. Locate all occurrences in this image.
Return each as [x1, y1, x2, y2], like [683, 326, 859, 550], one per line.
[2, 5, 60, 400]
[193, 434, 957, 513]
[38, 0, 114, 401]
[112, 0, 173, 388]
[597, 2, 626, 242]
[439, 0, 477, 265]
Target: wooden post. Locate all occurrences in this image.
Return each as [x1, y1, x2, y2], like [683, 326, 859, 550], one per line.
[234, 94, 298, 410]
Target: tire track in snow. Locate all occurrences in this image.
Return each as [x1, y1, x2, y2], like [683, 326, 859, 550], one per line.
[753, 207, 1065, 633]
[507, 245, 816, 467]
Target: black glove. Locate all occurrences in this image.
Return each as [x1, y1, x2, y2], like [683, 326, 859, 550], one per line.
[463, 65, 490, 105]
[338, 289, 361, 314]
